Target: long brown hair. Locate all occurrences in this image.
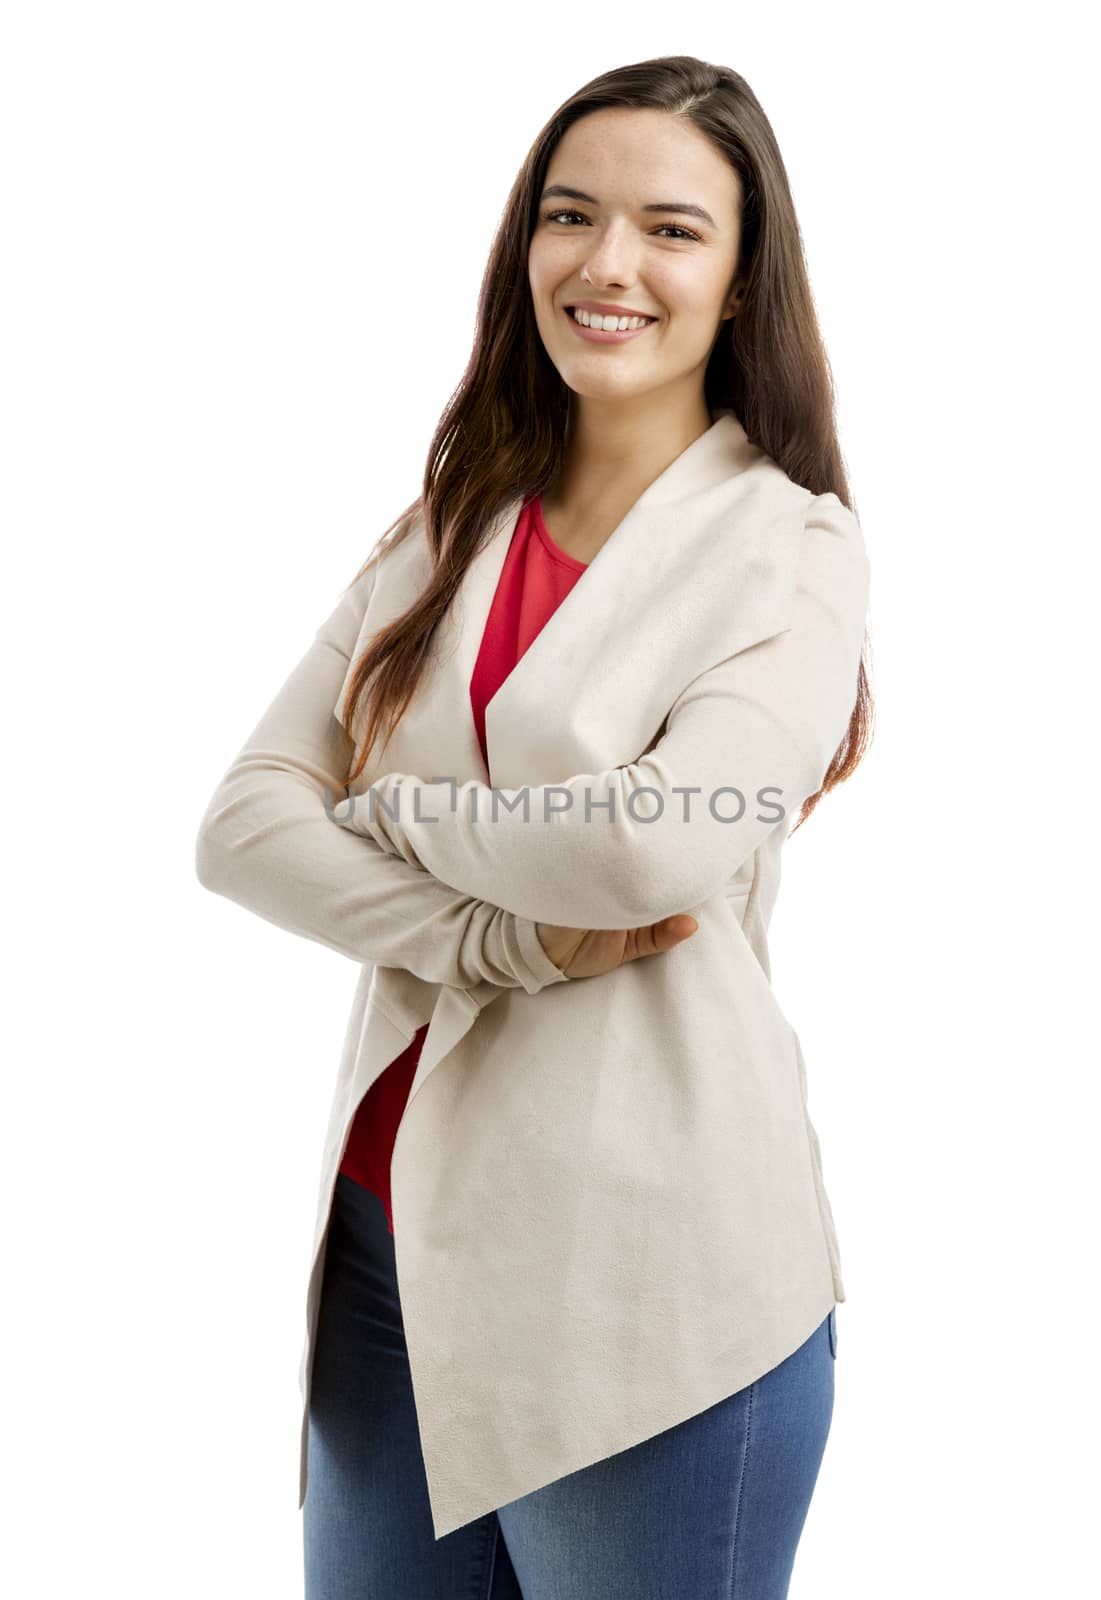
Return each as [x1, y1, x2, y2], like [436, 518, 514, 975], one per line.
[340, 53, 874, 835]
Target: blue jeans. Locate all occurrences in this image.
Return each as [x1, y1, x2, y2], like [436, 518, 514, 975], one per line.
[303, 1172, 837, 1599]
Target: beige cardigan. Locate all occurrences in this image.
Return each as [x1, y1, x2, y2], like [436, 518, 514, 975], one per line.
[194, 409, 871, 1540]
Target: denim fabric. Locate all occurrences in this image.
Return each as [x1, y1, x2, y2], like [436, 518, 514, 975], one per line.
[303, 1173, 837, 1599]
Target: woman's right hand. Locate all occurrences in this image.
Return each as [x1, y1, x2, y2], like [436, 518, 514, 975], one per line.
[535, 914, 699, 980]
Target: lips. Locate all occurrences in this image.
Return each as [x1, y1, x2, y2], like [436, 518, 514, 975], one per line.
[564, 306, 658, 345]
[566, 306, 657, 324]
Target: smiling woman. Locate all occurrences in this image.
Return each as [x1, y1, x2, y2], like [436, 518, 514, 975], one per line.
[195, 50, 874, 1600]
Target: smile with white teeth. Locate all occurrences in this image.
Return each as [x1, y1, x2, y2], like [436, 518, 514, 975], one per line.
[569, 307, 657, 330]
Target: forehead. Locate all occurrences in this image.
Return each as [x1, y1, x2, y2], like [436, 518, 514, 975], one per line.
[545, 109, 738, 211]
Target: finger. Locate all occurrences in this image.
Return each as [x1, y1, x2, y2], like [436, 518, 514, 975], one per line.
[630, 914, 698, 959]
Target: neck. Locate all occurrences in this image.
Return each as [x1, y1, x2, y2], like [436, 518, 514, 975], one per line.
[550, 391, 715, 512]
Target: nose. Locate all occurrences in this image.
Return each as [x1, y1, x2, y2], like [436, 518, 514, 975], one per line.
[578, 219, 641, 285]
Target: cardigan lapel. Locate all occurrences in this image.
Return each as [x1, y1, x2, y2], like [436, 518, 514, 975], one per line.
[346, 407, 807, 805]
[483, 408, 806, 789]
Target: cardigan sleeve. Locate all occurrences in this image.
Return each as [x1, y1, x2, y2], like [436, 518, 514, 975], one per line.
[194, 558, 569, 995]
[332, 492, 870, 929]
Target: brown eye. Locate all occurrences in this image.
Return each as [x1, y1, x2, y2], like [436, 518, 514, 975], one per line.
[539, 207, 701, 242]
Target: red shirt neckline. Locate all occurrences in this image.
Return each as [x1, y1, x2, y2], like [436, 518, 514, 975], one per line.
[530, 493, 589, 571]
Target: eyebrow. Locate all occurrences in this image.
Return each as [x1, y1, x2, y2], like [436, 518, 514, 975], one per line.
[539, 184, 717, 230]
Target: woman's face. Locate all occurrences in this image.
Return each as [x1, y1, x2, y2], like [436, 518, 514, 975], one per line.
[528, 108, 744, 412]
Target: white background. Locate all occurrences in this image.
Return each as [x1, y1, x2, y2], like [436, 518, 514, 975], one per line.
[4, 2, 1098, 1595]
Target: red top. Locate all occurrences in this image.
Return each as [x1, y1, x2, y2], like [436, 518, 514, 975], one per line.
[338, 493, 589, 1233]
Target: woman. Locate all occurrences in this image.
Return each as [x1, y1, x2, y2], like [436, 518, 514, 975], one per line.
[196, 54, 873, 1600]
